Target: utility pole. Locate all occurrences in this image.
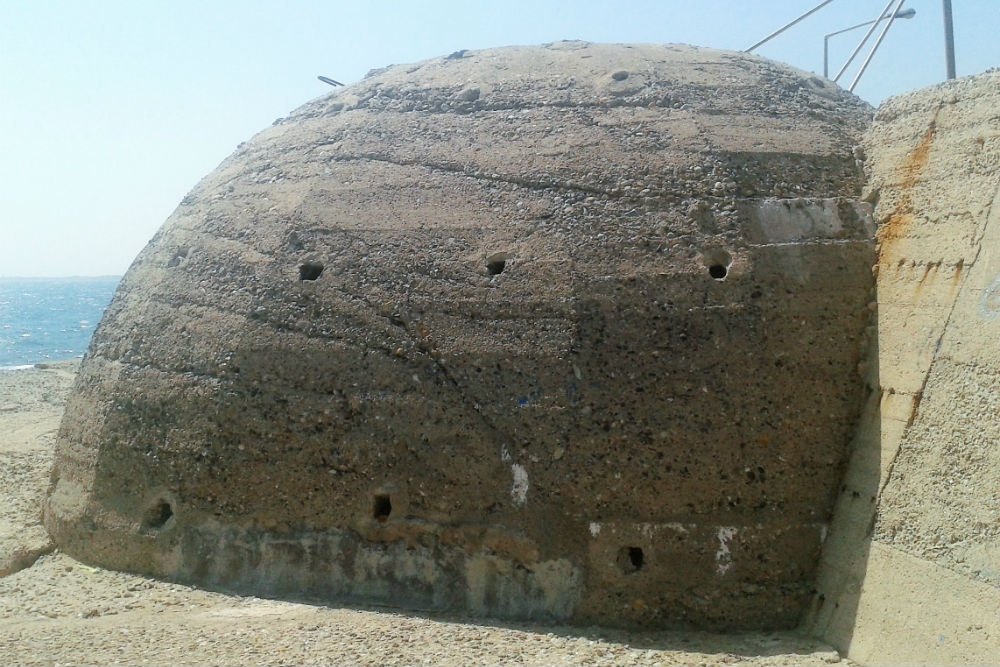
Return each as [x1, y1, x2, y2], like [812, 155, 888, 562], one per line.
[942, 0, 956, 79]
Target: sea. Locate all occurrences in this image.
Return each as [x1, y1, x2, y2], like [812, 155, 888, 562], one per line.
[0, 276, 120, 370]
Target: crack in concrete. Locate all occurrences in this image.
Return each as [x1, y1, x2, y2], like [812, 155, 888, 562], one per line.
[365, 295, 520, 475]
[320, 150, 614, 197]
[143, 278, 532, 485]
[312, 150, 869, 212]
[745, 238, 873, 249]
[326, 93, 807, 118]
[872, 193, 994, 518]
[868, 109, 948, 516]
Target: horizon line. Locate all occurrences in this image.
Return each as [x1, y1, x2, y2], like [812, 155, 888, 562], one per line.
[0, 274, 123, 280]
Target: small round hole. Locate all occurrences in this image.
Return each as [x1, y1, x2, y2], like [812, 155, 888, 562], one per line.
[486, 253, 508, 276]
[142, 500, 174, 530]
[617, 545, 644, 574]
[373, 493, 392, 522]
[166, 247, 189, 268]
[299, 262, 324, 281]
[701, 248, 732, 281]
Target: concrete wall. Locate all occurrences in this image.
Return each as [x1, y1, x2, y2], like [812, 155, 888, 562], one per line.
[805, 71, 1000, 665]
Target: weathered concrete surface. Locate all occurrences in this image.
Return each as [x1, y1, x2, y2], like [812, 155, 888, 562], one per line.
[0, 362, 78, 577]
[45, 43, 876, 630]
[805, 71, 1000, 664]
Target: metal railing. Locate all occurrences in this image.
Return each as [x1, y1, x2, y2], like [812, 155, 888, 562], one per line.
[745, 0, 957, 91]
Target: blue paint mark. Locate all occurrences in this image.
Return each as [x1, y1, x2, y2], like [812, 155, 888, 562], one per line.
[517, 380, 544, 407]
[979, 275, 1000, 320]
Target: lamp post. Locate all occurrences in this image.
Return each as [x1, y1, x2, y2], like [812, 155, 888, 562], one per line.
[943, 0, 956, 79]
[823, 8, 916, 79]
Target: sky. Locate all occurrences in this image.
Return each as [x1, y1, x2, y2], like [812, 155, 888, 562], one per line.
[1, 0, 996, 277]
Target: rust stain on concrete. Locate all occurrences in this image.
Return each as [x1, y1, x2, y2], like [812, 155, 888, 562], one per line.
[877, 113, 939, 266]
[951, 258, 965, 290]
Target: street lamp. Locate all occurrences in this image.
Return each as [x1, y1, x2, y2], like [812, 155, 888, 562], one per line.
[824, 8, 916, 79]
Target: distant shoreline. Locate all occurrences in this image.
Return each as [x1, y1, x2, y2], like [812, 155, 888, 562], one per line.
[0, 275, 122, 281]
[0, 359, 83, 372]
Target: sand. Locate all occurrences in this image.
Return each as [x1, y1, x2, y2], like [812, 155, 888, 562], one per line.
[0, 361, 850, 666]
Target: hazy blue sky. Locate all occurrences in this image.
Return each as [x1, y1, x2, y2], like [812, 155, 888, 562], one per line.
[1, 0, 996, 277]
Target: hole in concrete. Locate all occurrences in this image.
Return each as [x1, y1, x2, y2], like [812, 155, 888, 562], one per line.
[486, 252, 508, 276]
[617, 546, 644, 574]
[373, 493, 392, 522]
[142, 500, 173, 530]
[166, 247, 189, 268]
[299, 262, 324, 281]
[701, 248, 732, 281]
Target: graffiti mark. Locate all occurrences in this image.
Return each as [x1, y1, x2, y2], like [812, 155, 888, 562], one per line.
[979, 275, 1000, 320]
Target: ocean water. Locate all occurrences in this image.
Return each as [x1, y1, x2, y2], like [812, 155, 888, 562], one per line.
[0, 276, 120, 369]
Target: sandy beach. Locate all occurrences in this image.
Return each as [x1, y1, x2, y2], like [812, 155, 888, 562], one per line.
[0, 361, 849, 666]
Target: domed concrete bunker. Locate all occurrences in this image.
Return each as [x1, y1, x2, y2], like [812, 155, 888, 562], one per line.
[44, 43, 876, 630]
